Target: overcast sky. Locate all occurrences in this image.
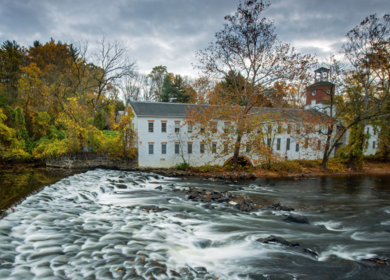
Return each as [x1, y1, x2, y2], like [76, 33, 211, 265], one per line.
[0, 0, 388, 76]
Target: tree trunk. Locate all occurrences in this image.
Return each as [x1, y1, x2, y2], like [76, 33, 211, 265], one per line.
[232, 134, 242, 170]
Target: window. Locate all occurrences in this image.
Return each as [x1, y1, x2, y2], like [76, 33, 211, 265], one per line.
[224, 144, 228, 152]
[277, 125, 282, 134]
[161, 122, 167, 133]
[200, 126, 205, 133]
[296, 125, 301, 134]
[175, 143, 180, 154]
[188, 125, 193, 133]
[318, 125, 322, 134]
[188, 143, 192, 154]
[287, 125, 291, 134]
[296, 143, 299, 152]
[267, 125, 272, 134]
[148, 122, 154, 133]
[161, 144, 166, 154]
[246, 144, 250, 152]
[200, 143, 205, 154]
[224, 122, 230, 134]
[317, 140, 321, 150]
[175, 122, 180, 133]
[286, 138, 290, 151]
[367, 127, 370, 134]
[276, 138, 281, 151]
[267, 138, 271, 147]
[149, 144, 154, 154]
[212, 143, 217, 153]
[373, 141, 376, 149]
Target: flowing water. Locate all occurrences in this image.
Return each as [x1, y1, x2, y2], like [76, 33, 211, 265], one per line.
[0, 169, 390, 279]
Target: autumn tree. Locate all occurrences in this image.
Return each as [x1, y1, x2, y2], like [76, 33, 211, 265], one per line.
[341, 14, 390, 168]
[147, 65, 167, 101]
[188, 0, 316, 169]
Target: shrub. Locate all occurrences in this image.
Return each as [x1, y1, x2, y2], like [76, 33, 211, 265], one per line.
[176, 162, 190, 170]
[326, 158, 348, 172]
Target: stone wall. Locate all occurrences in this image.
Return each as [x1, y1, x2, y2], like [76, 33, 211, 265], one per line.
[46, 153, 138, 170]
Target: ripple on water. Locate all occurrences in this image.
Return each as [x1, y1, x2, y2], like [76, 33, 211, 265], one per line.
[1, 169, 390, 280]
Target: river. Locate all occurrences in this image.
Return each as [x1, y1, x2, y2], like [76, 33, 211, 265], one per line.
[0, 169, 389, 279]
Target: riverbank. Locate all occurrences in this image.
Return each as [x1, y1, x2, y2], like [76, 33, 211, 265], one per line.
[153, 160, 390, 180]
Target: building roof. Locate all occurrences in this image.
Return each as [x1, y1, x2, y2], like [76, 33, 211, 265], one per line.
[130, 101, 201, 117]
[129, 101, 331, 122]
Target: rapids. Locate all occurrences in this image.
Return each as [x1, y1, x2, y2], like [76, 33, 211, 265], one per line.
[0, 169, 390, 279]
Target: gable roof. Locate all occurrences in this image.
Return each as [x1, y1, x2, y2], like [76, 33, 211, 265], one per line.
[129, 101, 331, 122]
[130, 101, 200, 117]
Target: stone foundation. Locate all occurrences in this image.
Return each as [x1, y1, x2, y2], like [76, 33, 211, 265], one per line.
[46, 153, 138, 170]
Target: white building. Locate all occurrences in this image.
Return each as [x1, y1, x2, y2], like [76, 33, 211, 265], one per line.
[129, 68, 379, 168]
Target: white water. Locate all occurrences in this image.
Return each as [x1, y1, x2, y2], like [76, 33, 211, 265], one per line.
[1, 170, 390, 279]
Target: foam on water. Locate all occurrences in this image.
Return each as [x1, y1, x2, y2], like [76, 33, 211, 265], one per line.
[1, 169, 389, 280]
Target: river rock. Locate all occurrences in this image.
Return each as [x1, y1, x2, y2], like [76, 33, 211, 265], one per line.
[361, 257, 390, 265]
[257, 235, 318, 258]
[154, 186, 162, 190]
[139, 206, 168, 212]
[283, 214, 309, 224]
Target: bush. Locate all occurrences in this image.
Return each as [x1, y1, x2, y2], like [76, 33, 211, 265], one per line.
[268, 160, 303, 172]
[326, 158, 348, 172]
[176, 162, 190, 170]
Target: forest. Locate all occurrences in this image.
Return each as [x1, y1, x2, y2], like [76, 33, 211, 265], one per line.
[0, 1, 389, 171]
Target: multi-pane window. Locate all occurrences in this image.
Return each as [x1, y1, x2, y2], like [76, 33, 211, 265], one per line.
[188, 125, 193, 133]
[200, 143, 205, 154]
[175, 144, 180, 154]
[212, 143, 217, 153]
[286, 138, 290, 151]
[224, 144, 228, 152]
[276, 138, 281, 151]
[296, 143, 299, 152]
[149, 144, 154, 154]
[148, 122, 154, 132]
[277, 125, 282, 134]
[367, 127, 370, 134]
[161, 122, 167, 133]
[188, 143, 192, 154]
[267, 125, 272, 134]
[161, 144, 166, 154]
[200, 126, 205, 133]
[267, 138, 271, 147]
[296, 125, 301, 134]
[318, 140, 321, 150]
[373, 141, 376, 149]
[246, 144, 250, 153]
[175, 122, 180, 133]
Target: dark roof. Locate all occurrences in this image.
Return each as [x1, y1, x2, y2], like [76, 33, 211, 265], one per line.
[307, 81, 335, 88]
[129, 101, 331, 122]
[130, 101, 198, 117]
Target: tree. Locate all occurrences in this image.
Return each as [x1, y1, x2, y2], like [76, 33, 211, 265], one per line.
[147, 65, 167, 101]
[91, 35, 136, 124]
[0, 40, 25, 101]
[188, 0, 316, 169]
[161, 73, 192, 103]
[341, 14, 390, 168]
[121, 71, 147, 104]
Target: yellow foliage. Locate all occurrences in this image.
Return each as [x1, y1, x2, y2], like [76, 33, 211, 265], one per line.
[32, 138, 68, 159]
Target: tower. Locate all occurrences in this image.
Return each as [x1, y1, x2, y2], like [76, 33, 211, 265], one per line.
[306, 67, 335, 107]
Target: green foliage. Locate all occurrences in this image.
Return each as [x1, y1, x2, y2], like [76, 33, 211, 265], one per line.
[94, 110, 106, 130]
[200, 163, 212, 172]
[161, 74, 192, 103]
[32, 137, 68, 159]
[175, 162, 190, 170]
[327, 158, 348, 172]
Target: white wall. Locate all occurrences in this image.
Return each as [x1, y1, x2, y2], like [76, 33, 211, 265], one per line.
[133, 115, 380, 168]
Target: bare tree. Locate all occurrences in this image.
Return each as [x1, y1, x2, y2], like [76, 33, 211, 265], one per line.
[190, 0, 316, 169]
[91, 35, 136, 123]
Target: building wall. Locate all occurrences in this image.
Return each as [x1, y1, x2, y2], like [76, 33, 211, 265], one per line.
[134, 115, 378, 168]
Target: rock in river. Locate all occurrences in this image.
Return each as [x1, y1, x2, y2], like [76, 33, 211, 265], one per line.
[283, 214, 309, 224]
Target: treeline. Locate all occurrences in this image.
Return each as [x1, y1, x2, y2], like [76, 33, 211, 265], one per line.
[0, 38, 137, 161]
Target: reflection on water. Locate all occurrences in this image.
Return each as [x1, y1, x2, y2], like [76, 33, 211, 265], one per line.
[0, 170, 389, 279]
[0, 169, 83, 218]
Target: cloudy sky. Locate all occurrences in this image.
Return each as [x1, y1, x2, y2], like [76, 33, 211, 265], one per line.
[0, 0, 388, 76]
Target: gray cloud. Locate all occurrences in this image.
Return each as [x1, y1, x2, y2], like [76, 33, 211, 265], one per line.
[0, 0, 388, 76]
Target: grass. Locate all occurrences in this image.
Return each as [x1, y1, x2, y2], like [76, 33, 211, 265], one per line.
[102, 131, 119, 138]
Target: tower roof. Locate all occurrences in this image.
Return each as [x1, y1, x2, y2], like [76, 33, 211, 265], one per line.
[315, 67, 330, 73]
